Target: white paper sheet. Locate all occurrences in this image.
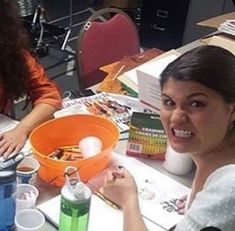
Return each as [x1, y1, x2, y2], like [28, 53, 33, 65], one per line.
[124, 55, 177, 85]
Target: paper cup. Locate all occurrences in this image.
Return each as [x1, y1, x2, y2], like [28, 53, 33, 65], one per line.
[16, 184, 39, 212]
[15, 209, 45, 231]
[162, 145, 193, 175]
[16, 157, 40, 184]
[78, 136, 102, 158]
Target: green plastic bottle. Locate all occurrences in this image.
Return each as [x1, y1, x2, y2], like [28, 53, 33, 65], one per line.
[59, 167, 92, 231]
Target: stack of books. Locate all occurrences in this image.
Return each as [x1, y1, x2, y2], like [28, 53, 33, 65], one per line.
[118, 50, 180, 112]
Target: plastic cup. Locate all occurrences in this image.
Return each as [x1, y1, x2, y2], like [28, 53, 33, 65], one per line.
[16, 184, 39, 212]
[162, 145, 193, 175]
[78, 136, 102, 158]
[16, 157, 40, 184]
[14, 209, 45, 231]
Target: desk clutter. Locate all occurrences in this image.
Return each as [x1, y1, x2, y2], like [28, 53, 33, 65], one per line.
[57, 92, 148, 142]
[97, 48, 164, 96]
[0, 152, 43, 231]
[29, 114, 119, 187]
[48, 136, 102, 161]
[37, 153, 190, 231]
[0, 49, 197, 231]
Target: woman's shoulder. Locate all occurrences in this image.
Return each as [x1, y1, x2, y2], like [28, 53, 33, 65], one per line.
[205, 164, 235, 187]
[175, 165, 235, 231]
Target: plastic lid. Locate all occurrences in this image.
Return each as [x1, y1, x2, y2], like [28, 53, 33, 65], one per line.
[62, 181, 91, 202]
[62, 166, 91, 201]
[74, 182, 88, 199]
[0, 170, 16, 183]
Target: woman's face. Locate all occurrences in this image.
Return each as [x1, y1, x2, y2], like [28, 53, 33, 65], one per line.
[160, 78, 235, 155]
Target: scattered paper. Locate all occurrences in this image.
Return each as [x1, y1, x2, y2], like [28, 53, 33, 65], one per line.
[55, 93, 146, 134]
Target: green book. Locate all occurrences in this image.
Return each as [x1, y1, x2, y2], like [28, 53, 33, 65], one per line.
[121, 83, 139, 98]
[126, 112, 167, 160]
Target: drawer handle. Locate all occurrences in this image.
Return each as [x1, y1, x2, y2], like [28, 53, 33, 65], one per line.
[150, 24, 165, 31]
[156, 10, 168, 18]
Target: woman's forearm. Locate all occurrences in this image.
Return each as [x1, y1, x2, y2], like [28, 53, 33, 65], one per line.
[16, 103, 57, 135]
[123, 197, 148, 231]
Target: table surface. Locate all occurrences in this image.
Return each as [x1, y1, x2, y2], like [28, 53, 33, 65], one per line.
[37, 140, 194, 231]
[36, 39, 202, 230]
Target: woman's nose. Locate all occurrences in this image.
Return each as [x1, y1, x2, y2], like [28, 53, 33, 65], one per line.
[170, 109, 188, 123]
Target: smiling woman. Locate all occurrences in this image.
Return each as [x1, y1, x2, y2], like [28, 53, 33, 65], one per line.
[100, 45, 235, 231]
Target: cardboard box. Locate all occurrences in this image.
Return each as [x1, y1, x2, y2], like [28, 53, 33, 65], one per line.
[201, 35, 235, 55]
[197, 11, 235, 29]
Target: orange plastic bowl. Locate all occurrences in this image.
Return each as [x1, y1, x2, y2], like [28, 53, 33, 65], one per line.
[29, 114, 119, 187]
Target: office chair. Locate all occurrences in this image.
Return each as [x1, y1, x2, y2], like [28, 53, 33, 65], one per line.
[17, 0, 73, 57]
[77, 7, 140, 89]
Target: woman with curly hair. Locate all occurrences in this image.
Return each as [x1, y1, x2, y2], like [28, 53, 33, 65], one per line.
[0, 0, 62, 159]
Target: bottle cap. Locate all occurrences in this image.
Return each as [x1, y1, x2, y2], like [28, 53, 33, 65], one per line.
[74, 182, 91, 200]
[63, 166, 91, 201]
[74, 182, 85, 197]
[0, 170, 16, 183]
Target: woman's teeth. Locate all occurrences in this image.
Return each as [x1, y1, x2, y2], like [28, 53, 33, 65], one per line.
[173, 129, 192, 138]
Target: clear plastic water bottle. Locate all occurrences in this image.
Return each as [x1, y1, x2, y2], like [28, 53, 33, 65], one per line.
[59, 166, 92, 231]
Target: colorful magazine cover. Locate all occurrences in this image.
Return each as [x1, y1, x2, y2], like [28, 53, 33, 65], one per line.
[61, 93, 135, 133]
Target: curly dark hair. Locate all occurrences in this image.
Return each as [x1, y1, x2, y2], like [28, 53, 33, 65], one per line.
[0, 0, 32, 99]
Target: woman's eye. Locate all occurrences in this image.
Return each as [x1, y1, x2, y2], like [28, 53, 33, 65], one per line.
[190, 101, 205, 108]
[162, 99, 174, 107]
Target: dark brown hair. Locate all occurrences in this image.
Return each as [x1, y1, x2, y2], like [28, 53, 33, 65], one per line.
[160, 45, 235, 104]
[0, 0, 32, 99]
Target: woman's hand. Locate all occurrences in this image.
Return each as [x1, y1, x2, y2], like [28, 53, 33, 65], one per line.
[100, 168, 148, 231]
[0, 126, 28, 159]
[0, 103, 58, 159]
[100, 167, 139, 209]
[177, 194, 188, 214]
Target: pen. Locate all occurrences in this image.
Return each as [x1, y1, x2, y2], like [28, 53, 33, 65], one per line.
[112, 65, 125, 80]
[94, 191, 120, 210]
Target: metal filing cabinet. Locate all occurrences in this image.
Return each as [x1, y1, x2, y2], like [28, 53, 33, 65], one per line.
[140, 0, 235, 50]
[140, 0, 190, 51]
